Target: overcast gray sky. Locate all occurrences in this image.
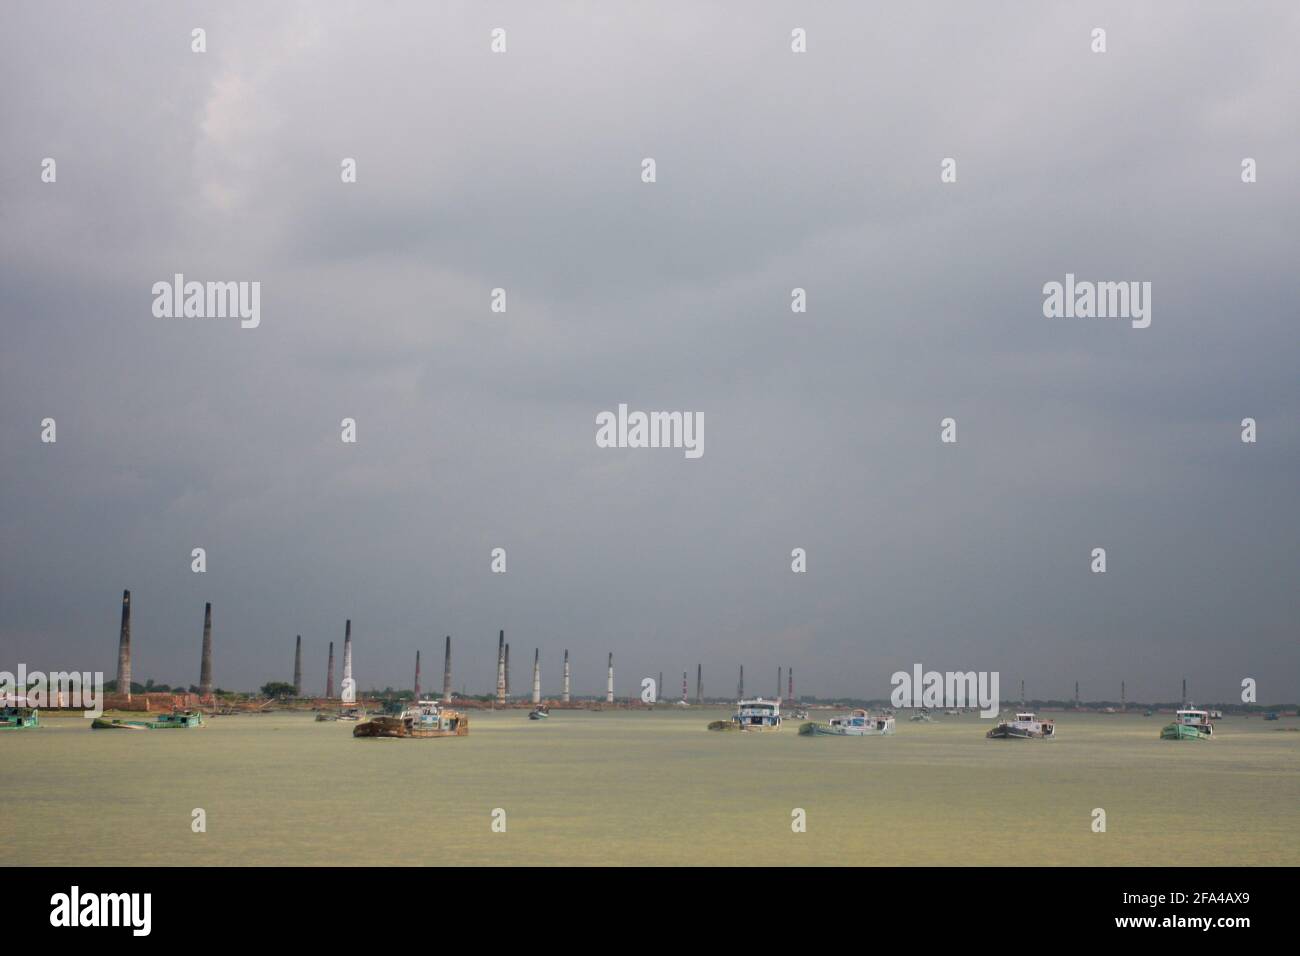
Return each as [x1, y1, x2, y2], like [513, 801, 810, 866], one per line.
[2, 1, 1297, 702]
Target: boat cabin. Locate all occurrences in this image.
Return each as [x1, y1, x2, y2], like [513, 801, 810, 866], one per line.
[734, 698, 782, 730]
[1174, 709, 1212, 734]
[829, 708, 892, 733]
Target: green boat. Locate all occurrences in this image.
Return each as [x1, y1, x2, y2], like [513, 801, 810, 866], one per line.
[1161, 708, 1212, 740]
[0, 706, 39, 730]
[92, 709, 205, 730]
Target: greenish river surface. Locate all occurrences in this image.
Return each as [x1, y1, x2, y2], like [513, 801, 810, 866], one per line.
[5, 710, 1298, 865]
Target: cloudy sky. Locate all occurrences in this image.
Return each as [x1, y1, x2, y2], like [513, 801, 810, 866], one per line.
[2, 1, 1296, 702]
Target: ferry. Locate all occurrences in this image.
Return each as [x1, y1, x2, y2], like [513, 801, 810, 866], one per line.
[799, 709, 894, 736]
[1209, 709, 1224, 721]
[986, 712, 1055, 739]
[528, 704, 550, 720]
[1160, 708, 1213, 740]
[708, 698, 782, 732]
[92, 709, 204, 730]
[353, 699, 468, 738]
[0, 706, 39, 730]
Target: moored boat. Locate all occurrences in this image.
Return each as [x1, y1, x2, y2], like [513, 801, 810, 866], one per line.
[316, 706, 365, 722]
[1160, 708, 1212, 740]
[0, 706, 39, 730]
[708, 697, 782, 732]
[528, 704, 550, 720]
[986, 712, 1055, 739]
[92, 709, 204, 730]
[353, 699, 468, 738]
[799, 708, 894, 736]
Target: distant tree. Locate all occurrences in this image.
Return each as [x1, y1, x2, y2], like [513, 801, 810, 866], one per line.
[261, 681, 295, 698]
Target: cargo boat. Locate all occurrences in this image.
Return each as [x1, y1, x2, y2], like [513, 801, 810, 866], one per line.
[799, 709, 895, 736]
[92, 710, 204, 730]
[353, 699, 468, 738]
[0, 706, 39, 730]
[708, 697, 782, 732]
[986, 712, 1055, 739]
[316, 707, 365, 722]
[1161, 709, 1213, 740]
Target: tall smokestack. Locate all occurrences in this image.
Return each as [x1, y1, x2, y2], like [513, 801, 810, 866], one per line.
[606, 653, 614, 703]
[1074, 680, 1080, 704]
[326, 641, 335, 698]
[562, 649, 570, 703]
[532, 649, 541, 705]
[442, 635, 452, 702]
[198, 602, 213, 698]
[341, 620, 354, 702]
[115, 590, 132, 701]
[505, 643, 511, 697]
[495, 631, 506, 704]
[1121, 680, 1126, 709]
[658, 672, 664, 703]
[696, 663, 702, 704]
[414, 650, 422, 701]
[1020, 679, 1025, 707]
[788, 668, 793, 704]
[293, 635, 303, 697]
[738, 665, 744, 700]
[777, 667, 782, 704]
[682, 671, 688, 702]
[1182, 678, 1187, 706]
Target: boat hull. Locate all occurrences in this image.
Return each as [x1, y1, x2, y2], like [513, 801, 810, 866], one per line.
[353, 713, 468, 738]
[986, 726, 1052, 739]
[799, 722, 893, 737]
[708, 719, 780, 732]
[0, 708, 39, 730]
[92, 712, 203, 730]
[1161, 722, 1210, 740]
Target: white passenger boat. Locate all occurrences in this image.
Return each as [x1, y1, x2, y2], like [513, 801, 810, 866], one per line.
[708, 697, 782, 732]
[986, 711, 1055, 739]
[799, 708, 894, 736]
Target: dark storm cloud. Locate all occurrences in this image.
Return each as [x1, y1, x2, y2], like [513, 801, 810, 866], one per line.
[1, 1, 1297, 702]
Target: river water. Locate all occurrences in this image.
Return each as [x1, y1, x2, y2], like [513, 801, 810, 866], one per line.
[5, 709, 1297, 865]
